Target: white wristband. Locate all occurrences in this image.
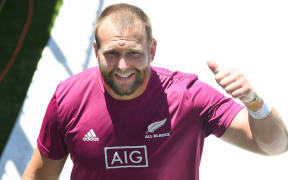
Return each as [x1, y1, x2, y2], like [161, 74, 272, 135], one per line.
[247, 102, 272, 119]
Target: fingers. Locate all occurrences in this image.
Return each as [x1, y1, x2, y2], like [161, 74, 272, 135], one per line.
[221, 77, 250, 97]
[207, 60, 254, 101]
[217, 70, 242, 87]
[227, 81, 251, 99]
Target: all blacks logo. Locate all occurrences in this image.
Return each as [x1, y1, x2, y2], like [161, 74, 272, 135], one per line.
[104, 146, 148, 169]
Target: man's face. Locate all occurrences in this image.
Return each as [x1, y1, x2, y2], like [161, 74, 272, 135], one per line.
[94, 17, 156, 100]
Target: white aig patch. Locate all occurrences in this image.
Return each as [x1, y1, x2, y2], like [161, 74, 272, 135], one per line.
[104, 146, 148, 169]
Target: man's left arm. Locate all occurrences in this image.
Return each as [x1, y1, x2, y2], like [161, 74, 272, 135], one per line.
[207, 60, 288, 155]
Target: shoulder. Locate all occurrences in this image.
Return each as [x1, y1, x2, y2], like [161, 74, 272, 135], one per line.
[151, 67, 205, 107]
[151, 66, 199, 89]
[52, 67, 100, 120]
[57, 67, 98, 89]
[55, 67, 99, 97]
[151, 66, 226, 104]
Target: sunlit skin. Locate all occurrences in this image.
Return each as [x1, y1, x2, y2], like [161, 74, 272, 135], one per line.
[93, 16, 156, 100]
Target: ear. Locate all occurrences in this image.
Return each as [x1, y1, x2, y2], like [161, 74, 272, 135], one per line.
[93, 40, 99, 58]
[150, 39, 157, 62]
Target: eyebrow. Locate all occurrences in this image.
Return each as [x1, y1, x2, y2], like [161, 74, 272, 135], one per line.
[103, 47, 143, 52]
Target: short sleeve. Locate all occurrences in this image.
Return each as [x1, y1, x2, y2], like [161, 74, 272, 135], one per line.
[37, 92, 68, 160]
[192, 81, 244, 137]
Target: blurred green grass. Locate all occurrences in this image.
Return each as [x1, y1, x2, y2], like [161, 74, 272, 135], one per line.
[0, 0, 63, 156]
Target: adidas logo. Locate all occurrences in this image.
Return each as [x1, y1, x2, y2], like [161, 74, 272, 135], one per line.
[83, 129, 99, 141]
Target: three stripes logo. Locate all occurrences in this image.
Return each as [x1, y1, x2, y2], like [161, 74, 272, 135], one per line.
[83, 129, 99, 141]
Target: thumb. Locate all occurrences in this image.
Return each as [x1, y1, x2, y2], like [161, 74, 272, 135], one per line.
[207, 60, 220, 75]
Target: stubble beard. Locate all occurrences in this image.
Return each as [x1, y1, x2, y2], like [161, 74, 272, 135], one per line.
[100, 65, 150, 97]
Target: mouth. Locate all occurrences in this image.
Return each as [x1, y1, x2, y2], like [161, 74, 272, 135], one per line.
[114, 71, 135, 81]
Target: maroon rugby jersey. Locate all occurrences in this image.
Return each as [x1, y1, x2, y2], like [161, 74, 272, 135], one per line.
[37, 67, 243, 180]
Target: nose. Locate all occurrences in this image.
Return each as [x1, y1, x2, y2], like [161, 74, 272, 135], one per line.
[117, 57, 129, 71]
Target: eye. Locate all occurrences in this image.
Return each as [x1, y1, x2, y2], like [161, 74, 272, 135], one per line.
[105, 50, 119, 57]
[127, 51, 141, 57]
[128, 51, 137, 55]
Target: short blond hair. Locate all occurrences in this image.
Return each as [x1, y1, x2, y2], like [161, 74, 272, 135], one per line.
[94, 3, 153, 47]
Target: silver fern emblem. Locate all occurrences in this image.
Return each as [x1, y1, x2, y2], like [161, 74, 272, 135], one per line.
[146, 118, 167, 134]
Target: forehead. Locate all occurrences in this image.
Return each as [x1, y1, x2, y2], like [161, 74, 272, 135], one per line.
[97, 16, 147, 47]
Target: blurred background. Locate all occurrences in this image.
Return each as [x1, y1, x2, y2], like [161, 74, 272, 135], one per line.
[0, 0, 287, 179]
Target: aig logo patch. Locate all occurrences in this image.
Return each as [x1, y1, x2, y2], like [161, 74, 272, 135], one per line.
[104, 146, 148, 169]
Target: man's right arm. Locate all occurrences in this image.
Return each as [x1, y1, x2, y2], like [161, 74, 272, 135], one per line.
[22, 147, 67, 180]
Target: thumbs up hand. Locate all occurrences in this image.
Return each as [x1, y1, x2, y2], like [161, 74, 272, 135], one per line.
[207, 60, 255, 103]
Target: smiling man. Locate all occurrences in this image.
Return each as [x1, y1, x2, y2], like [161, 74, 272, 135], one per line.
[95, 12, 155, 100]
[23, 3, 288, 180]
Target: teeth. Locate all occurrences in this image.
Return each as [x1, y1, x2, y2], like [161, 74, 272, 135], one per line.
[115, 71, 133, 78]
